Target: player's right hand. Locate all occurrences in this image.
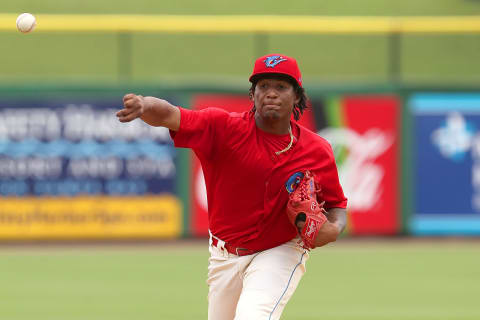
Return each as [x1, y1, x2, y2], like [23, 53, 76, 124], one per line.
[116, 93, 145, 122]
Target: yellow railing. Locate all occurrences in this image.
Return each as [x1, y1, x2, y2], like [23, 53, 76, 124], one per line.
[1, 14, 480, 33]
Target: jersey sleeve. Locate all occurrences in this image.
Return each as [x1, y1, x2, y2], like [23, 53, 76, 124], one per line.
[316, 143, 348, 210]
[169, 107, 229, 157]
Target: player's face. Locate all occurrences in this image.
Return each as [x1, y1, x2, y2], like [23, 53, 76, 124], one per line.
[253, 77, 300, 122]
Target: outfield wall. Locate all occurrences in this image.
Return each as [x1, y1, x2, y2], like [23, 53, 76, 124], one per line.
[0, 84, 479, 240]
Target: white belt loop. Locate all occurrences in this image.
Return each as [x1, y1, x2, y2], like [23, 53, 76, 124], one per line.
[208, 230, 213, 246]
[209, 229, 228, 258]
[218, 240, 227, 258]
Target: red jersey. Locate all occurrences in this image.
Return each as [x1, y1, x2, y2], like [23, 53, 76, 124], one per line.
[171, 107, 347, 252]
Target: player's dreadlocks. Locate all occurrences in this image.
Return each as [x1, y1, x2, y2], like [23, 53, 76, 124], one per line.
[249, 74, 308, 121]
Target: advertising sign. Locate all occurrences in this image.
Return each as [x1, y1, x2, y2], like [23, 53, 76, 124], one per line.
[410, 94, 480, 235]
[0, 196, 181, 239]
[0, 99, 182, 239]
[318, 95, 401, 234]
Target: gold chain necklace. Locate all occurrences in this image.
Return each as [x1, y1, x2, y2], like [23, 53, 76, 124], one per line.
[275, 125, 294, 155]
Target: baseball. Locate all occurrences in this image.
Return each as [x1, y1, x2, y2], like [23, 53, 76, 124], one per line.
[16, 13, 36, 33]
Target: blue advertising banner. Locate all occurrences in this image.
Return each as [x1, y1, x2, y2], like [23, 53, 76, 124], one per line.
[0, 98, 182, 239]
[410, 94, 480, 235]
[0, 99, 176, 196]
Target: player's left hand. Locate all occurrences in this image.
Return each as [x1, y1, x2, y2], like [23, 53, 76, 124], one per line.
[116, 93, 145, 122]
[296, 218, 340, 248]
[286, 170, 329, 250]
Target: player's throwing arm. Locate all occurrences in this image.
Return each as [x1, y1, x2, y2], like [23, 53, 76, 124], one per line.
[116, 93, 180, 130]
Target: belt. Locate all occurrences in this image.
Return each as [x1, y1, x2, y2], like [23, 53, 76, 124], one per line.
[211, 237, 256, 256]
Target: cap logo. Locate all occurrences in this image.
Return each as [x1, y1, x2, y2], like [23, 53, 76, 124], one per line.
[264, 55, 287, 68]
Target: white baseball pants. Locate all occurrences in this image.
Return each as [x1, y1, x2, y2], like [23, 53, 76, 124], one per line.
[207, 237, 309, 320]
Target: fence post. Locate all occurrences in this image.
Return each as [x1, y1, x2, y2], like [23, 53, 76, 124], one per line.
[118, 32, 132, 81]
[388, 31, 402, 84]
[254, 33, 269, 58]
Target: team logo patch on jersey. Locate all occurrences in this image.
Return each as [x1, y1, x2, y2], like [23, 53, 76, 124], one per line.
[264, 55, 287, 68]
[285, 172, 304, 193]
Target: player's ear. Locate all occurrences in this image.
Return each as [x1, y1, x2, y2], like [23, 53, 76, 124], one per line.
[294, 86, 301, 104]
[249, 88, 254, 101]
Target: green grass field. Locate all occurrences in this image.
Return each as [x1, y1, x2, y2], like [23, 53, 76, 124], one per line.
[2, 1, 480, 85]
[1, 239, 479, 320]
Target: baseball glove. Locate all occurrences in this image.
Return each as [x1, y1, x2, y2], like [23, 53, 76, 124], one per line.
[286, 170, 327, 250]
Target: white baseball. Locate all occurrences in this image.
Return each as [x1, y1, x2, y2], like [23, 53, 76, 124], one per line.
[16, 13, 36, 33]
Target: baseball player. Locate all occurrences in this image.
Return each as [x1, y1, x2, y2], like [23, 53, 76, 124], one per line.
[116, 53, 347, 320]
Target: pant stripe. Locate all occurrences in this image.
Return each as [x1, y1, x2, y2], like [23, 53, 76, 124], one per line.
[268, 251, 306, 320]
